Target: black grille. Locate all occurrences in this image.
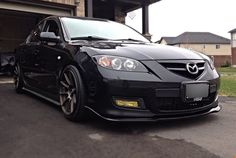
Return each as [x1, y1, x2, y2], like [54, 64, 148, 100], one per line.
[159, 61, 205, 79]
[148, 93, 216, 113]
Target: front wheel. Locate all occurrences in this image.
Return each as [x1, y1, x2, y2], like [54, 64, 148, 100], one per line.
[59, 65, 87, 121]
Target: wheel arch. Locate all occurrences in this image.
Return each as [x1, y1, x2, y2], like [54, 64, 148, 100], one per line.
[59, 61, 89, 97]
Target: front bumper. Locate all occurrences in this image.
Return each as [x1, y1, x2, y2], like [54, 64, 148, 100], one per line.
[85, 103, 221, 122]
[86, 77, 220, 121]
[84, 60, 221, 121]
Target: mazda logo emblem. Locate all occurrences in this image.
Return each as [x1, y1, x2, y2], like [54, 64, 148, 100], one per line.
[186, 63, 199, 74]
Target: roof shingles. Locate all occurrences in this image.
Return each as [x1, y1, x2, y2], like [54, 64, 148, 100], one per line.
[159, 32, 230, 45]
[229, 28, 236, 33]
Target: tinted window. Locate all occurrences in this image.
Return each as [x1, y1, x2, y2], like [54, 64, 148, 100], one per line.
[61, 17, 149, 42]
[27, 22, 44, 43]
[43, 20, 60, 36]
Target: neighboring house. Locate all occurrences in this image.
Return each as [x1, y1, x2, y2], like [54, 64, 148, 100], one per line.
[229, 28, 236, 67]
[158, 32, 231, 67]
[159, 37, 175, 45]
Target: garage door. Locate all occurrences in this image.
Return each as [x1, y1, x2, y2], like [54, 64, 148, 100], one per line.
[0, 9, 45, 52]
[0, 1, 76, 73]
[0, 0, 75, 52]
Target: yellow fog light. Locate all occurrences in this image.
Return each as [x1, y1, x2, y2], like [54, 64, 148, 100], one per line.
[115, 99, 139, 108]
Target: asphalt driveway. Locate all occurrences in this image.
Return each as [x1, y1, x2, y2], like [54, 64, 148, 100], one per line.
[0, 82, 235, 158]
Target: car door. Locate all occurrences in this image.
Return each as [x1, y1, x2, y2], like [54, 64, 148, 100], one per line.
[35, 19, 69, 100]
[20, 22, 44, 88]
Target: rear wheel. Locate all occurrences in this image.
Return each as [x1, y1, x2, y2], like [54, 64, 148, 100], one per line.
[14, 63, 24, 93]
[59, 65, 87, 121]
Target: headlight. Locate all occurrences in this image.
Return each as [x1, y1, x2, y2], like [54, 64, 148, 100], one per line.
[93, 55, 148, 72]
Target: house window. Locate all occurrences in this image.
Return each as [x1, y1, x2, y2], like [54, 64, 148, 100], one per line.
[216, 44, 220, 49]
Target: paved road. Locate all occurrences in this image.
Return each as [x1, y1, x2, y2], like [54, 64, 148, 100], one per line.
[0, 83, 235, 158]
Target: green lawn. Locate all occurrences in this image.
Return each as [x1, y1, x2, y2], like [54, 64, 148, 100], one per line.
[217, 67, 236, 73]
[217, 67, 236, 97]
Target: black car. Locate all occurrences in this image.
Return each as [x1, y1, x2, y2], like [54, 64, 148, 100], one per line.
[14, 16, 221, 121]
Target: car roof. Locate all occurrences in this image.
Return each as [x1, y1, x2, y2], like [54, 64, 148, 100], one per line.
[45, 15, 111, 23]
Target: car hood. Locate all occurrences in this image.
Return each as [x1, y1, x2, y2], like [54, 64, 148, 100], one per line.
[78, 41, 205, 60]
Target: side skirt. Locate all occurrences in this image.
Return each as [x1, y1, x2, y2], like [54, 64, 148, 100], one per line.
[23, 87, 60, 106]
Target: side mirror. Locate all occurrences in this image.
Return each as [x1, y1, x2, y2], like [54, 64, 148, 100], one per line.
[40, 32, 61, 43]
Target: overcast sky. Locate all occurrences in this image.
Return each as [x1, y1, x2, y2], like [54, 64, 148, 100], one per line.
[126, 0, 235, 42]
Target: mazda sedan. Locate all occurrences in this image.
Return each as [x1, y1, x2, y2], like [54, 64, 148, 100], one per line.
[14, 16, 221, 121]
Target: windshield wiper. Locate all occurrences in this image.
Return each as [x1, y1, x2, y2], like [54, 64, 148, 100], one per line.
[113, 38, 146, 42]
[71, 36, 109, 41]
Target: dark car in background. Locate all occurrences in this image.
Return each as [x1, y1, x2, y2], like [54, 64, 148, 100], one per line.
[14, 16, 221, 121]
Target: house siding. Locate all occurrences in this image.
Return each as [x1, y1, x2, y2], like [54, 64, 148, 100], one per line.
[75, 0, 85, 16]
[42, 0, 75, 5]
[232, 48, 236, 66]
[172, 43, 231, 67]
[213, 55, 232, 67]
[178, 44, 231, 56]
[159, 39, 167, 45]
[42, 0, 85, 16]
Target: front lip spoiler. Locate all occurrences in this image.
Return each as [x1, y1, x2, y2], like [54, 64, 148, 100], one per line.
[85, 105, 221, 122]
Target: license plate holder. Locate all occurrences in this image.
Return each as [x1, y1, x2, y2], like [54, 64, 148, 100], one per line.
[182, 82, 209, 102]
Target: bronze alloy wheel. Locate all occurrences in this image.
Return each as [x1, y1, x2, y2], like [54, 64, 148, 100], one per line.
[59, 65, 86, 121]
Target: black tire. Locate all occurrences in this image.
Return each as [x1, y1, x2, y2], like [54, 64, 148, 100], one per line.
[59, 65, 87, 121]
[14, 63, 24, 93]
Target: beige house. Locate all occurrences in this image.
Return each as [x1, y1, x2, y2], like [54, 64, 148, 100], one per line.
[158, 32, 231, 67]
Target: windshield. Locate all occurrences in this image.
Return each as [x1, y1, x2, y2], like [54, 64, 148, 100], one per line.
[61, 17, 149, 43]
